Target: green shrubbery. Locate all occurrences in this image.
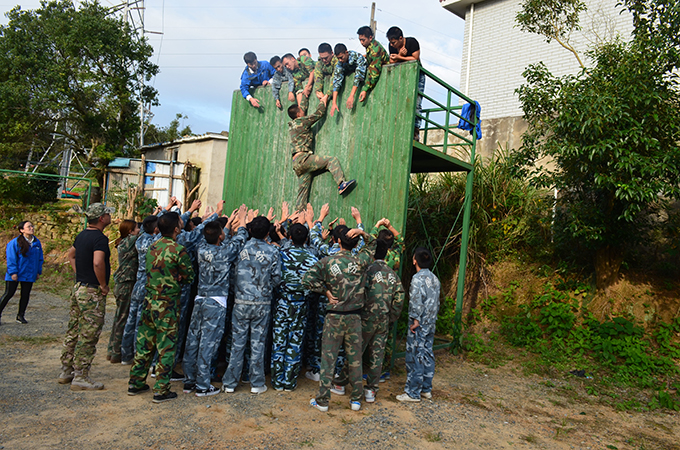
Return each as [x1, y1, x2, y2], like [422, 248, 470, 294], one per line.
[0, 170, 59, 205]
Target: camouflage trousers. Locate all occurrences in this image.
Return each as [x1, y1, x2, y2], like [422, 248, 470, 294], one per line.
[174, 283, 194, 367]
[128, 297, 179, 395]
[107, 280, 134, 359]
[120, 277, 146, 362]
[61, 283, 107, 375]
[222, 302, 270, 389]
[336, 315, 389, 392]
[404, 321, 436, 400]
[304, 295, 326, 374]
[271, 295, 308, 390]
[292, 152, 346, 212]
[316, 313, 363, 406]
[183, 297, 226, 391]
[296, 89, 309, 114]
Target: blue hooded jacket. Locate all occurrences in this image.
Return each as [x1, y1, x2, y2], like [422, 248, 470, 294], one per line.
[239, 61, 275, 99]
[5, 236, 43, 282]
[458, 101, 482, 139]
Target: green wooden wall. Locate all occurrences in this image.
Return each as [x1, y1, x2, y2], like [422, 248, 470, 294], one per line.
[223, 62, 419, 234]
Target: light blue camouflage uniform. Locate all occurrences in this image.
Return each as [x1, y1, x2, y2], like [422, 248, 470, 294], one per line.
[271, 245, 318, 390]
[222, 237, 282, 389]
[120, 230, 160, 362]
[405, 268, 440, 399]
[183, 226, 248, 392]
[271, 66, 295, 103]
[332, 50, 367, 93]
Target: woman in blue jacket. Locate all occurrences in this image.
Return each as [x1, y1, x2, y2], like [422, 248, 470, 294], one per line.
[0, 221, 44, 324]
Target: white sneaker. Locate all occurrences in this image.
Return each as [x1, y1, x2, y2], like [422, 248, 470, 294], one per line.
[396, 393, 421, 403]
[251, 385, 268, 394]
[305, 370, 320, 382]
[364, 388, 376, 403]
[222, 386, 235, 393]
[421, 391, 432, 399]
[330, 384, 345, 395]
[350, 400, 361, 411]
[195, 385, 220, 397]
[310, 398, 328, 412]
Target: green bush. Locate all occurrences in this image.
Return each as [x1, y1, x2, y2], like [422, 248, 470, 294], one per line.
[0, 169, 59, 205]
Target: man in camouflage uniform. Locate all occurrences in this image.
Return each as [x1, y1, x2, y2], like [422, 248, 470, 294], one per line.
[335, 238, 404, 402]
[183, 206, 248, 396]
[127, 212, 194, 403]
[271, 223, 319, 391]
[59, 203, 114, 390]
[397, 247, 441, 403]
[287, 96, 355, 211]
[313, 42, 338, 99]
[303, 227, 376, 412]
[282, 53, 315, 113]
[222, 216, 281, 394]
[270, 55, 295, 110]
[329, 43, 367, 117]
[357, 25, 389, 103]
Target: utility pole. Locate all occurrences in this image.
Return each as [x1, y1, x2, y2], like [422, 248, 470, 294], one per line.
[370, 2, 376, 34]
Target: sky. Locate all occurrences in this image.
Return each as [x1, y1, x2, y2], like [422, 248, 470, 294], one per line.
[0, 0, 466, 135]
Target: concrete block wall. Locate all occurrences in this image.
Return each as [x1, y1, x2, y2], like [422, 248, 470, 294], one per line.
[459, 0, 634, 120]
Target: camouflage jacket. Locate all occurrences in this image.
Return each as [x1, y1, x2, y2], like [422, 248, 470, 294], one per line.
[289, 101, 326, 155]
[177, 213, 218, 264]
[309, 222, 365, 258]
[363, 39, 389, 93]
[302, 235, 376, 313]
[196, 226, 248, 298]
[363, 260, 405, 324]
[279, 244, 319, 299]
[313, 55, 338, 97]
[113, 234, 139, 284]
[145, 236, 195, 302]
[370, 226, 404, 271]
[135, 230, 161, 282]
[271, 66, 295, 101]
[332, 50, 366, 92]
[233, 238, 282, 304]
[291, 54, 315, 92]
[408, 268, 441, 326]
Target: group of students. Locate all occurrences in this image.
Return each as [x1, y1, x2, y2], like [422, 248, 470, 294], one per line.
[55, 196, 440, 412]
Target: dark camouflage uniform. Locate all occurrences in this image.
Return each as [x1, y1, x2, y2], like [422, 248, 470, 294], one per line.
[291, 54, 315, 112]
[184, 227, 248, 392]
[120, 231, 160, 362]
[302, 236, 376, 406]
[362, 39, 389, 94]
[289, 101, 347, 211]
[107, 234, 138, 359]
[271, 245, 319, 390]
[222, 237, 281, 389]
[405, 268, 440, 399]
[128, 237, 194, 395]
[313, 55, 338, 97]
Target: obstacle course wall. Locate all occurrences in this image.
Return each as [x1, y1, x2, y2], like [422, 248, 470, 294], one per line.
[223, 62, 420, 233]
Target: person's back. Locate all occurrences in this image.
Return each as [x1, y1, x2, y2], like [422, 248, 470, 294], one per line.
[145, 236, 193, 301]
[233, 237, 281, 302]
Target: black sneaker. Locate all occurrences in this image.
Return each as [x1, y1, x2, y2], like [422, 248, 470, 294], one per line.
[338, 180, 356, 195]
[170, 370, 184, 382]
[152, 391, 178, 403]
[16, 315, 28, 324]
[195, 385, 220, 397]
[127, 384, 150, 396]
[183, 383, 196, 394]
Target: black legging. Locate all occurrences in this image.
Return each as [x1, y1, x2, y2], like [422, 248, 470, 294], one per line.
[0, 280, 33, 318]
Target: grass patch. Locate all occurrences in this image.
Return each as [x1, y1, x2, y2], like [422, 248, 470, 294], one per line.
[424, 431, 442, 442]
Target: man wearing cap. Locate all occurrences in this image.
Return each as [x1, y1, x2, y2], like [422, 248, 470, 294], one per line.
[59, 202, 113, 390]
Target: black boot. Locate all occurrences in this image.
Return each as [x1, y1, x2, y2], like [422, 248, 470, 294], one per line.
[16, 315, 27, 324]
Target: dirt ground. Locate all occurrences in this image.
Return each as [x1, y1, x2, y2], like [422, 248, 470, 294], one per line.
[0, 289, 678, 450]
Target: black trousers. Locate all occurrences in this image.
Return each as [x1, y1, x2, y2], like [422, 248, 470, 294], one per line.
[0, 280, 33, 318]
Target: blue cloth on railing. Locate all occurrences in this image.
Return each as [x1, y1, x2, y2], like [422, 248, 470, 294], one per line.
[458, 101, 482, 139]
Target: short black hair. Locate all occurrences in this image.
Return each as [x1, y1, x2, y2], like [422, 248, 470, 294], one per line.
[289, 223, 309, 246]
[217, 217, 228, 229]
[377, 229, 394, 248]
[338, 227, 359, 250]
[270, 55, 281, 66]
[248, 216, 271, 240]
[191, 217, 202, 227]
[357, 25, 373, 38]
[299, 47, 311, 55]
[288, 104, 301, 120]
[331, 225, 349, 243]
[374, 238, 389, 260]
[414, 246, 433, 269]
[158, 212, 180, 237]
[386, 26, 403, 41]
[142, 215, 158, 234]
[334, 43, 347, 55]
[244, 51, 257, 64]
[318, 42, 332, 54]
[203, 221, 223, 245]
[282, 53, 295, 61]
[269, 224, 281, 243]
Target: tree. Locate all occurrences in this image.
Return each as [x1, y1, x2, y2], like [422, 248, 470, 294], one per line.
[144, 113, 194, 145]
[0, 0, 159, 193]
[514, 0, 680, 289]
